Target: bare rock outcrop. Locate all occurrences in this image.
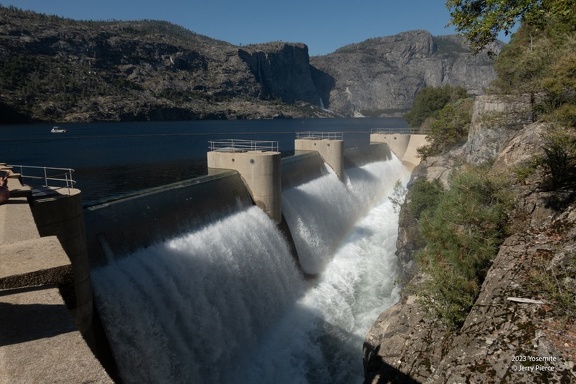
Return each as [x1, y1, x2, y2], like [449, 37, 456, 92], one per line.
[311, 31, 501, 117]
[365, 192, 576, 383]
[493, 121, 547, 170]
[238, 43, 320, 104]
[465, 94, 535, 164]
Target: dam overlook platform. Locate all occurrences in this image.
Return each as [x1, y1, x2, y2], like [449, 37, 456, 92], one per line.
[0, 129, 428, 383]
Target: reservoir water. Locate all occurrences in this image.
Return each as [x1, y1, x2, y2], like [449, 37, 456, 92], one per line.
[1, 117, 407, 204]
[1, 118, 410, 383]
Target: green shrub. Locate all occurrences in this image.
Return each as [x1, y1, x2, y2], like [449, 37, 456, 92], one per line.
[415, 167, 511, 329]
[512, 159, 539, 183]
[407, 178, 444, 220]
[403, 85, 468, 128]
[546, 103, 576, 128]
[417, 98, 473, 159]
[493, 27, 576, 122]
[535, 127, 576, 188]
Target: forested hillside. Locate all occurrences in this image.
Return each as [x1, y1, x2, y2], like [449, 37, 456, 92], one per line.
[0, 6, 327, 122]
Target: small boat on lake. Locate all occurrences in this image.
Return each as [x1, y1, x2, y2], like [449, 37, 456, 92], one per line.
[51, 126, 68, 133]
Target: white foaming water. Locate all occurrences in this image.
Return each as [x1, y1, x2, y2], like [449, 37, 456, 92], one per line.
[282, 164, 358, 275]
[91, 156, 409, 384]
[236, 157, 409, 384]
[92, 207, 304, 384]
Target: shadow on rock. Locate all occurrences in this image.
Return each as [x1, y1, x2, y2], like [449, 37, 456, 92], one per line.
[363, 343, 421, 384]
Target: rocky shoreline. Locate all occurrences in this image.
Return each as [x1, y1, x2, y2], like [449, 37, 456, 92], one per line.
[363, 95, 576, 383]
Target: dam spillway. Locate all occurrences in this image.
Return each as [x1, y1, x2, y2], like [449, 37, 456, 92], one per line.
[84, 137, 414, 383]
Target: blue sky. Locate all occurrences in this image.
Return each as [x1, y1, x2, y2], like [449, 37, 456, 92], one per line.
[2, 1, 504, 56]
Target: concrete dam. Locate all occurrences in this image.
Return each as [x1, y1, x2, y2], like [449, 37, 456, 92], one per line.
[84, 131, 426, 267]
[84, 134, 406, 266]
[83, 131, 428, 383]
[1, 131, 428, 383]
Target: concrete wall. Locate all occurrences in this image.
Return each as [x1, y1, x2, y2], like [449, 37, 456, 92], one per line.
[281, 151, 327, 189]
[31, 189, 93, 334]
[402, 135, 430, 170]
[207, 150, 282, 223]
[343, 143, 393, 169]
[84, 170, 253, 266]
[370, 133, 430, 170]
[0, 164, 113, 383]
[294, 139, 344, 179]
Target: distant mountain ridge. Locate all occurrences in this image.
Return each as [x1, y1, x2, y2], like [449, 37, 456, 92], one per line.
[0, 6, 499, 123]
[310, 30, 501, 117]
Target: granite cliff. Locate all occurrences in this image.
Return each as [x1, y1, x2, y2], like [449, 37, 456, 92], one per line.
[0, 6, 498, 123]
[363, 95, 576, 383]
[310, 30, 501, 117]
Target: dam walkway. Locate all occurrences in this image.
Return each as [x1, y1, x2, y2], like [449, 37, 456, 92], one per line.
[0, 164, 112, 384]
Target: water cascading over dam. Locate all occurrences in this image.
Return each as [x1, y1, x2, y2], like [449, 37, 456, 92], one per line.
[89, 152, 409, 383]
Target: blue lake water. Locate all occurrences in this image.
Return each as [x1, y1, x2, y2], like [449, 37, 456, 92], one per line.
[1, 117, 407, 204]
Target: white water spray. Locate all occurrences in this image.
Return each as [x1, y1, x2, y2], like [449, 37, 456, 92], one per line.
[236, 158, 409, 383]
[92, 207, 304, 383]
[91, 156, 409, 384]
[282, 164, 359, 274]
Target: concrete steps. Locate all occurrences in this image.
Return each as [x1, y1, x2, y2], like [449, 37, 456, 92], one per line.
[0, 236, 72, 289]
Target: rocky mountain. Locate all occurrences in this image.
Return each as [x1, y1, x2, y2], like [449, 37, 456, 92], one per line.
[0, 6, 326, 122]
[0, 6, 498, 123]
[311, 30, 501, 117]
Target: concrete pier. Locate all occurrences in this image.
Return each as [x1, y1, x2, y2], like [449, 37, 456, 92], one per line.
[370, 131, 431, 170]
[295, 132, 344, 179]
[207, 140, 282, 223]
[0, 164, 112, 383]
[30, 189, 93, 334]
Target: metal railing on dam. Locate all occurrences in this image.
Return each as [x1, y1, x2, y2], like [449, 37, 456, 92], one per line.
[209, 139, 279, 152]
[7, 164, 76, 195]
[295, 131, 344, 140]
[371, 127, 431, 135]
